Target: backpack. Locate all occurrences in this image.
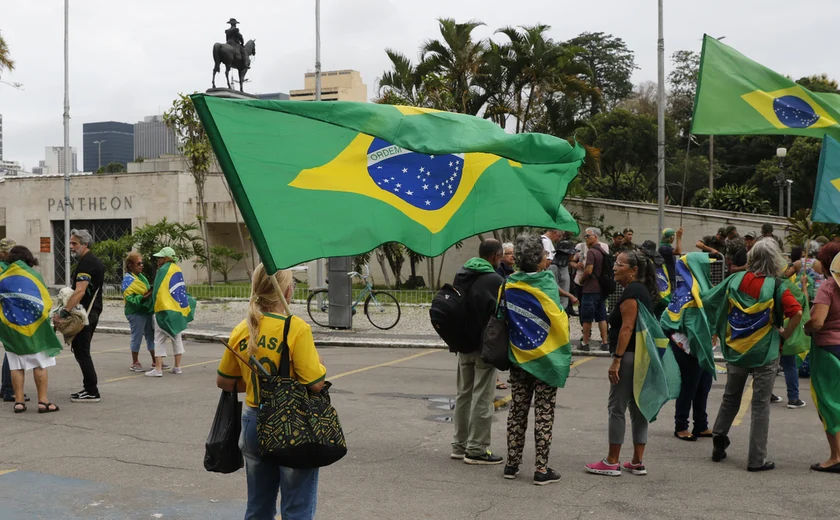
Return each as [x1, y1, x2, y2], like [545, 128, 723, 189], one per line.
[430, 275, 483, 353]
[593, 246, 616, 298]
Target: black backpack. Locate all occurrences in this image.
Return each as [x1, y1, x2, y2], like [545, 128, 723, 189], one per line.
[593, 247, 616, 298]
[430, 276, 482, 353]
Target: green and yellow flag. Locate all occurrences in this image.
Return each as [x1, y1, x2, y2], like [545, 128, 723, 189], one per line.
[811, 346, 840, 435]
[635, 304, 681, 422]
[504, 271, 572, 388]
[122, 272, 153, 316]
[192, 95, 585, 273]
[813, 134, 840, 224]
[692, 35, 840, 140]
[0, 261, 63, 357]
[153, 262, 196, 337]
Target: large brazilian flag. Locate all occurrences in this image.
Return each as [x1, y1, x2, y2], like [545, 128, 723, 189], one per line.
[0, 261, 63, 357]
[635, 305, 681, 422]
[191, 95, 585, 273]
[504, 271, 572, 388]
[153, 262, 196, 337]
[811, 345, 840, 435]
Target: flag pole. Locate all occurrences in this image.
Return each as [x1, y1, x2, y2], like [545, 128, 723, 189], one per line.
[63, 0, 71, 285]
[269, 271, 292, 316]
[657, 0, 666, 236]
[313, 0, 326, 294]
[679, 136, 692, 227]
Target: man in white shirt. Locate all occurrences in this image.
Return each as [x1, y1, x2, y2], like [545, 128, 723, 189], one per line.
[540, 229, 562, 266]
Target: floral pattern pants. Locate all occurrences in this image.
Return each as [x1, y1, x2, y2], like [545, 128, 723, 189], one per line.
[506, 366, 558, 470]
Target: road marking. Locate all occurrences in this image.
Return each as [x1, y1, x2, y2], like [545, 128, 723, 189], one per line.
[733, 380, 754, 426]
[330, 349, 440, 380]
[493, 357, 595, 409]
[0, 469, 18, 477]
[571, 356, 595, 368]
[103, 359, 223, 383]
[56, 347, 125, 359]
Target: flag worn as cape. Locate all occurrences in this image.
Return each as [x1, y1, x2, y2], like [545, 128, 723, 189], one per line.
[655, 264, 672, 305]
[504, 271, 572, 388]
[812, 134, 840, 225]
[810, 345, 840, 435]
[691, 35, 840, 141]
[780, 278, 811, 361]
[192, 95, 586, 273]
[0, 261, 63, 357]
[660, 253, 716, 376]
[634, 304, 681, 422]
[153, 262, 196, 337]
[122, 272, 153, 316]
[701, 272, 785, 368]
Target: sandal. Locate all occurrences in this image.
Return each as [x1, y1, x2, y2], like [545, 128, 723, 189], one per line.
[37, 402, 60, 414]
[13, 402, 26, 413]
[674, 431, 696, 442]
[496, 382, 508, 390]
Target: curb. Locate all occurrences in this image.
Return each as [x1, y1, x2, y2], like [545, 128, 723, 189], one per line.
[96, 326, 728, 361]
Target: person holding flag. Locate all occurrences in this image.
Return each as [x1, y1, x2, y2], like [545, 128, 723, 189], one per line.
[804, 242, 840, 473]
[585, 251, 680, 477]
[145, 247, 196, 377]
[502, 234, 572, 486]
[703, 240, 802, 471]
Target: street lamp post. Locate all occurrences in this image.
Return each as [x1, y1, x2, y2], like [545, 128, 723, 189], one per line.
[786, 179, 793, 218]
[93, 140, 105, 170]
[656, 0, 666, 235]
[63, 0, 71, 285]
[776, 147, 787, 217]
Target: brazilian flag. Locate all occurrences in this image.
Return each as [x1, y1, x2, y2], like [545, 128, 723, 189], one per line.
[0, 261, 63, 357]
[153, 262, 196, 337]
[504, 271, 572, 388]
[660, 253, 716, 376]
[655, 264, 671, 304]
[781, 279, 811, 362]
[192, 95, 585, 273]
[122, 272, 153, 316]
[635, 304, 681, 422]
[811, 346, 840, 435]
[692, 35, 840, 140]
[701, 272, 785, 368]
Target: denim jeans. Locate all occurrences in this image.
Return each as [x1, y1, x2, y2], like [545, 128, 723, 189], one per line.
[1, 353, 11, 400]
[240, 406, 319, 520]
[779, 354, 800, 401]
[672, 345, 713, 434]
[580, 292, 607, 323]
[126, 313, 155, 353]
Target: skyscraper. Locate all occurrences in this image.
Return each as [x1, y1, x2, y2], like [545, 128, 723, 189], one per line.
[0, 114, 4, 161]
[41, 146, 78, 175]
[134, 115, 179, 161]
[82, 121, 134, 172]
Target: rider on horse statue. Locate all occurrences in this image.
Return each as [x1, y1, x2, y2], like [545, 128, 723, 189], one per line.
[225, 18, 245, 64]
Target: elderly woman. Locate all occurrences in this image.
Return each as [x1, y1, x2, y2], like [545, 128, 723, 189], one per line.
[122, 252, 157, 371]
[804, 242, 840, 473]
[705, 240, 802, 471]
[585, 251, 659, 477]
[503, 234, 570, 486]
[496, 242, 515, 279]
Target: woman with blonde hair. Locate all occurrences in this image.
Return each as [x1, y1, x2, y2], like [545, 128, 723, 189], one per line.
[121, 251, 156, 371]
[217, 264, 326, 520]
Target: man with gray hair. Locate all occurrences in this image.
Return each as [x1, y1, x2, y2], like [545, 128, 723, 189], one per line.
[580, 227, 610, 351]
[54, 229, 104, 402]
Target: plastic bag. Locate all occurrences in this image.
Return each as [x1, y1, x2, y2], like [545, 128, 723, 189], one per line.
[204, 390, 244, 474]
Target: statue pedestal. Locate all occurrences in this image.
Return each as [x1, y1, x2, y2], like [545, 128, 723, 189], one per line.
[205, 88, 259, 100]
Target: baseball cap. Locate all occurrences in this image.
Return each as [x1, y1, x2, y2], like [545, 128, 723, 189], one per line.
[744, 231, 756, 239]
[0, 238, 15, 253]
[724, 225, 737, 236]
[613, 232, 624, 238]
[153, 246, 178, 260]
[623, 228, 634, 234]
[661, 228, 675, 238]
[556, 240, 576, 255]
[717, 227, 726, 235]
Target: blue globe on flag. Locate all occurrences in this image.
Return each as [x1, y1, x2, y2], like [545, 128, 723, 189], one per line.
[505, 288, 551, 350]
[0, 275, 44, 327]
[367, 137, 464, 211]
[728, 307, 770, 340]
[773, 96, 820, 128]
[169, 271, 190, 309]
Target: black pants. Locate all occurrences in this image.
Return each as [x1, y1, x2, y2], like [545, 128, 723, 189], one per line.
[673, 344, 713, 434]
[72, 312, 100, 395]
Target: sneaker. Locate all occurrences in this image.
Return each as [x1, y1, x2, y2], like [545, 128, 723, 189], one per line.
[579, 339, 590, 352]
[129, 362, 143, 372]
[622, 461, 647, 475]
[712, 434, 730, 462]
[787, 399, 806, 409]
[503, 465, 520, 479]
[70, 391, 101, 403]
[464, 451, 504, 465]
[145, 369, 163, 377]
[170, 366, 183, 375]
[585, 459, 621, 476]
[161, 363, 171, 370]
[747, 461, 776, 472]
[533, 468, 561, 486]
[600, 343, 610, 352]
[450, 453, 465, 460]
[770, 394, 783, 403]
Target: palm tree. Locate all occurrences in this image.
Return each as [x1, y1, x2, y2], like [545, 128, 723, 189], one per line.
[474, 41, 516, 128]
[377, 49, 425, 106]
[0, 30, 15, 77]
[420, 18, 487, 115]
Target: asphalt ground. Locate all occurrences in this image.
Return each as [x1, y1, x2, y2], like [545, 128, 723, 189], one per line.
[0, 335, 836, 520]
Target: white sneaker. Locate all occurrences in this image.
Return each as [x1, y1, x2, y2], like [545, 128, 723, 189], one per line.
[145, 369, 163, 377]
[170, 366, 183, 375]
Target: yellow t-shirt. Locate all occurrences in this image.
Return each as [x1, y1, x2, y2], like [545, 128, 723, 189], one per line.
[218, 313, 326, 407]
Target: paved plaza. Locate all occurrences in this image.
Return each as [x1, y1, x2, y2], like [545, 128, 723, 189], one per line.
[0, 335, 836, 520]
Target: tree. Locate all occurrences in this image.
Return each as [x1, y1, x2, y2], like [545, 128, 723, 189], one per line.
[377, 49, 427, 107]
[130, 218, 206, 282]
[92, 236, 134, 284]
[95, 162, 126, 174]
[667, 50, 700, 138]
[691, 185, 773, 214]
[796, 74, 839, 94]
[0, 30, 14, 76]
[786, 209, 840, 247]
[164, 93, 215, 285]
[198, 245, 245, 284]
[566, 32, 636, 118]
[421, 18, 487, 115]
[618, 81, 658, 118]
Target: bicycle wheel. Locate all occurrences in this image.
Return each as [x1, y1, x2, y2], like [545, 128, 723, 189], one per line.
[364, 291, 400, 330]
[306, 289, 331, 328]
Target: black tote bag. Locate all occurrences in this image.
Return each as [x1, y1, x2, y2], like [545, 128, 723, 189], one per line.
[204, 390, 244, 474]
[481, 284, 511, 371]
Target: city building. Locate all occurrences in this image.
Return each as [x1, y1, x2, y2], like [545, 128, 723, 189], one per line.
[31, 160, 48, 175]
[0, 160, 22, 176]
[0, 114, 3, 160]
[256, 92, 290, 100]
[40, 146, 78, 175]
[82, 121, 134, 172]
[288, 70, 367, 102]
[134, 115, 178, 161]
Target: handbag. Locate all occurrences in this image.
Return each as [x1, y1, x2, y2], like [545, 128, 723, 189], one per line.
[55, 287, 99, 343]
[221, 317, 347, 469]
[204, 390, 244, 474]
[481, 284, 511, 371]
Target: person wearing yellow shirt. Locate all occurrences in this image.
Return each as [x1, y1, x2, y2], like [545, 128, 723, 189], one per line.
[216, 264, 325, 520]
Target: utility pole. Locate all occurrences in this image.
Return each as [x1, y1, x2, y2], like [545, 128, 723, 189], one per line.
[776, 147, 787, 217]
[314, 0, 326, 294]
[93, 140, 105, 170]
[63, 0, 71, 284]
[709, 135, 714, 192]
[656, 0, 666, 235]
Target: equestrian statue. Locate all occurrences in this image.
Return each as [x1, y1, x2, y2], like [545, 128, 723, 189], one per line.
[212, 18, 256, 91]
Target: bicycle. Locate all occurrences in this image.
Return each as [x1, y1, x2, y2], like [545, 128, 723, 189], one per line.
[306, 266, 401, 330]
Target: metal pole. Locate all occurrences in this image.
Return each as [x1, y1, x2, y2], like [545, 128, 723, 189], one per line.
[777, 159, 784, 217]
[314, 0, 325, 291]
[786, 180, 792, 218]
[63, 0, 71, 284]
[656, 0, 666, 235]
[709, 135, 714, 193]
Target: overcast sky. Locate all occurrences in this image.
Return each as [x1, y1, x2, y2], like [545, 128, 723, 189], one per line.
[1, 0, 838, 170]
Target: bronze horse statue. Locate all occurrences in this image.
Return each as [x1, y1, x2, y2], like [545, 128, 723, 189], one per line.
[212, 39, 256, 91]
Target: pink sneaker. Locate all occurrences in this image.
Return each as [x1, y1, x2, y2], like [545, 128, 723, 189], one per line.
[585, 458, 621, 476]
[622, 461, 647, 475]
[129, 362, 143, 372]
